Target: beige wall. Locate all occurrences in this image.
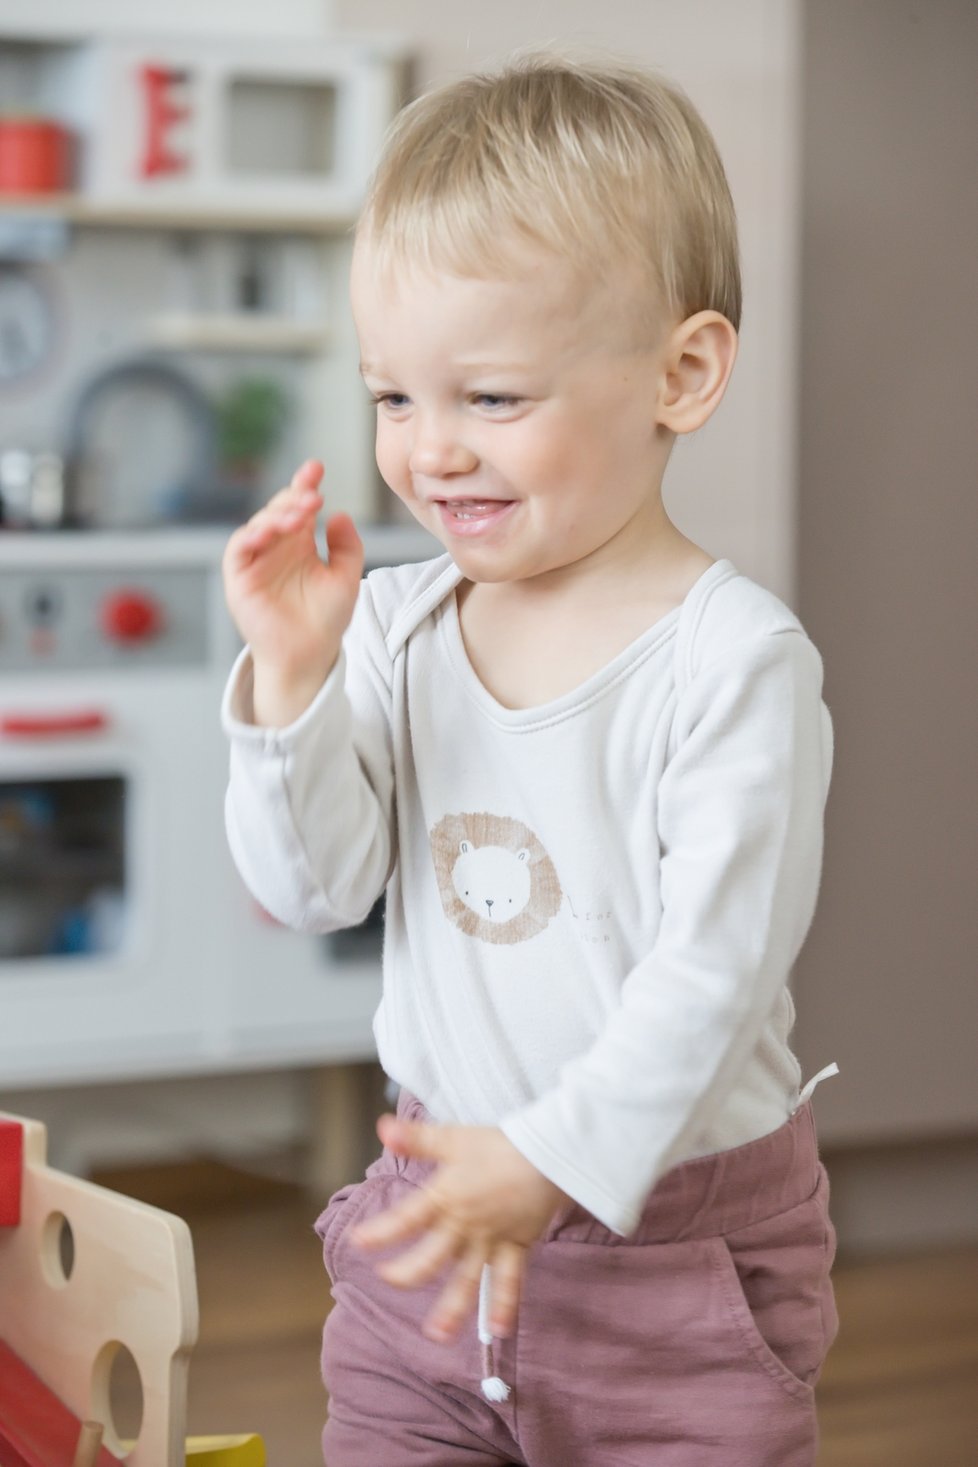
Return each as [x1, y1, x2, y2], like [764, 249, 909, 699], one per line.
[337, 0, 804, 601]
[0, 0, 335, 37]
[792, 0, 978, 1145]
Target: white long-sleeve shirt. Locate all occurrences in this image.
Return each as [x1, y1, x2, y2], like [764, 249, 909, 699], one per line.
[222, 553, 834, 1234]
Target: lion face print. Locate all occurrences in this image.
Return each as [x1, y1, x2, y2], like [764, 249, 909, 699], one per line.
[430, 812, 562, 945]
[453, 841, 532, 920]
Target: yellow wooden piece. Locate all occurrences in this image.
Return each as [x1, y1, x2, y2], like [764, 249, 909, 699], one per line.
[185, 1436, 267, 1465]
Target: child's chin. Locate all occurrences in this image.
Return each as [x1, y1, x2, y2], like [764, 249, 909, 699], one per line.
[448, 547, 519, 582]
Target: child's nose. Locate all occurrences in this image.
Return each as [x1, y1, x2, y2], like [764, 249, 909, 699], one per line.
[408, 416, 477, 478]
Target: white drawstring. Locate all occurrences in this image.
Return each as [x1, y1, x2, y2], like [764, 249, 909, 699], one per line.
[795, 1061, 840, 1110]
[477, 1264, 511, 1402]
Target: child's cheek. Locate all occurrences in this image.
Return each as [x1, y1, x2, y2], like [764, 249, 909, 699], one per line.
[511, 429, 581, 497]
[375, 429, 410, 499]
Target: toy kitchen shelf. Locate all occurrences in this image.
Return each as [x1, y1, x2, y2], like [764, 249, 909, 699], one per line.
[145, 311, 330, 353]
[0, 30, 408, 232]
[0, 189, 361, 234]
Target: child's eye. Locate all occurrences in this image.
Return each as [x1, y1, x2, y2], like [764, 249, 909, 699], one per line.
[369, 392, 410, 412]
[472, 393, 520, 411]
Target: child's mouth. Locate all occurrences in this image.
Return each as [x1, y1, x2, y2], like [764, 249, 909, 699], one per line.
[435, 499, 516, 536]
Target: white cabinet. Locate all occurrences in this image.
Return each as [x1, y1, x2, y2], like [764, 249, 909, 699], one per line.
[1, 30, 406, 229]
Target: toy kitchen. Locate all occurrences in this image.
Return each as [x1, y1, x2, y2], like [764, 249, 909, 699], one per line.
[0, 18, 435, 1098]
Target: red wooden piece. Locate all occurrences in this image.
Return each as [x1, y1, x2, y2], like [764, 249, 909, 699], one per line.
[0, 1428, 32, 1467]
[0, 1343, 120, 1466]
[0, 1118, 23, 1226]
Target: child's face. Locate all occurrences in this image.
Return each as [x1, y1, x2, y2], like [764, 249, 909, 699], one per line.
[351, 240, 674, 587]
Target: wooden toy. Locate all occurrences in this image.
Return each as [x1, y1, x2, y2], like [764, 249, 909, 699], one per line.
[0, 1342, 120, 1464]
[0, 1112, 266, 1467]
[71, 1420, 104, 1467]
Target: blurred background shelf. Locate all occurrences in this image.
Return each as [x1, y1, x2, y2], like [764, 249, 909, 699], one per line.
[147, 312, 330, 354]
[0, 192, 359, 234]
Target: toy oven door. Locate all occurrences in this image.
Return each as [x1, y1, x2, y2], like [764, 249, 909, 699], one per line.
[0, 720, 136, 967]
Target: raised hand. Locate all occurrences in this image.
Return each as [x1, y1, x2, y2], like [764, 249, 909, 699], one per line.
[222, 460, 364, 726]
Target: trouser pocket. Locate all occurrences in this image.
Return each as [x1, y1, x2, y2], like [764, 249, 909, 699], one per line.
[316, 1176, 387, 1283]
[709, 1164, 838, 1399]
[315, 1181, 361, 1283]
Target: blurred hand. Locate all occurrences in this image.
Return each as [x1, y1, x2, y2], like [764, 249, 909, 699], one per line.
[350, 1114, 568, 1343]
[222, 460, 364, 724]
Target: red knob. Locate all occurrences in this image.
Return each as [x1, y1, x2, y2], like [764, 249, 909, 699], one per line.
[100, 589, 164, 643]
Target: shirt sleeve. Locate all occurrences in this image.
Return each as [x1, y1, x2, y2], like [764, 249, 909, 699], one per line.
[499, 628, 833, 1234]
[220, 581, 395, 933]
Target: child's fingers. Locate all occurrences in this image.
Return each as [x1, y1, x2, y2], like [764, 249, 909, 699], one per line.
[231, 491, 321, 561]
[375, 1218, 462, 1288]
[289, 457, 325, 491]
[487, 1242, 524, 1338]
[324, 512, 364, 583]
[375, 1113, 450, 1164]
[253, 484, 322, 530]
[224, 519, 271, 573]
[224, 457, 328, 571]
[350, 1186, 438, 1251]
[423, 1243, 487, 1342]
[239, 469, 324, 539]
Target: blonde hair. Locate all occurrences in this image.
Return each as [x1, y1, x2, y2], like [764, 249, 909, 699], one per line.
[358, 53, 742, 334]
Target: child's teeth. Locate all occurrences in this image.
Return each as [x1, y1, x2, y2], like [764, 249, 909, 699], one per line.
[440, 499, 510, 521]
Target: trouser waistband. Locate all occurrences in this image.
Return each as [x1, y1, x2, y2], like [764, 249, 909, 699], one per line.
[394, 1088, 821, 1243]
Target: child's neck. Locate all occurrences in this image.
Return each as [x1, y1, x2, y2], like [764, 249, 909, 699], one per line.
[456, 532, 715, 711]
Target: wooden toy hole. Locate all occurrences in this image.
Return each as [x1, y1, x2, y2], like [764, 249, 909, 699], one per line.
[92, 1341, 143, 1457]
[40, 1210, 75, 1286]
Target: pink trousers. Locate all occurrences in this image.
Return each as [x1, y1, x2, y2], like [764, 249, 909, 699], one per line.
[316, 1091, 838, 1466]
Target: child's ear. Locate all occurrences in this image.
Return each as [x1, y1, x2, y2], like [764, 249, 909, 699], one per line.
[656, 311, 738, 435]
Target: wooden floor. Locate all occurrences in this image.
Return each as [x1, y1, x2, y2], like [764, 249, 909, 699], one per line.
[94, 1157, 978, 1466]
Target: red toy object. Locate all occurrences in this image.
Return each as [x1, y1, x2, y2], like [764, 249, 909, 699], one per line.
[0, 1344, 120, 1466]
[99, 589, 164, 644]
[0, 119, 72, 193]
[0, 1116, 23, 1226]
[0, 711, 108, 739]
[138, 65, 192, 178]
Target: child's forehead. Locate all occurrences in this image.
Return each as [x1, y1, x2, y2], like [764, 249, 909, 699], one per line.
[352, 234, 646, 331]
[353, 229, 569, 294]
[351, 238, 667, 363]
[354, 258, 613, 363]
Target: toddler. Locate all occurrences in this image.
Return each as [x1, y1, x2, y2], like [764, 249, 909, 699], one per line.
[221, 53, 839, 1467]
